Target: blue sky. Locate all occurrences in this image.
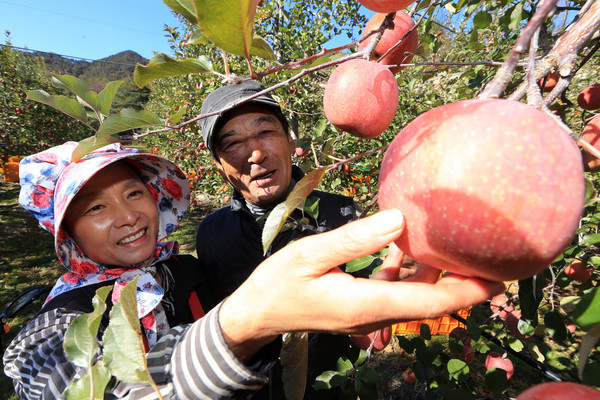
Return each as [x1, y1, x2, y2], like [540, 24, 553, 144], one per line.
[0, 0, 187, 60]
[0, 0, 373, 62]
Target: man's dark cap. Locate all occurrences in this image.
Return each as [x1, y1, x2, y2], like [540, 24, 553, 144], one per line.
[199, 80, 282, 160]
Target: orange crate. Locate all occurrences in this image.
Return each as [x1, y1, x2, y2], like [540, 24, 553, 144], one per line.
[3, 162, 20, 182]
[393, 306, 471, 335]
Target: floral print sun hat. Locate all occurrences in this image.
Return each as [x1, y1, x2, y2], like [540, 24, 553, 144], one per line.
[18, 141, 191, 347]
[18, 141, 190, 273]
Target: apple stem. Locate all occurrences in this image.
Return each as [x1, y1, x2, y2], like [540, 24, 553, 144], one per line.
[376, 3, 433, 65]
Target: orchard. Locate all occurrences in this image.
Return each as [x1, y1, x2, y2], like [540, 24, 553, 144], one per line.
[8, 0, 600, 399]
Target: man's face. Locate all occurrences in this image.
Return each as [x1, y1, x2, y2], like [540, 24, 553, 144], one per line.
[215, 103, 295, 207]
[63, 161, 160, 267]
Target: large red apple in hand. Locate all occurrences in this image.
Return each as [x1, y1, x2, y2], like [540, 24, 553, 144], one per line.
[323, 59, 399, 139]
[358, 11, 418, 74]
[358, 0, 415, 12]
[378, 99, 585, 282]
[517, 382, 600, 399]
[578, 84, 600, 110]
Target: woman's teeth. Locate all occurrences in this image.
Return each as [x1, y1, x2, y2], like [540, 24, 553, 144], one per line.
[118, 229, 145, 245]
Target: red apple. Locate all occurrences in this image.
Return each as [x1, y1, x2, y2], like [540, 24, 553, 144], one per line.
[517, 382, 600, 399]
[295, 147, 309, 157]
[538, 72, 560, 92]
[358, 11, 418, 74]
[485, 352, 514, 380]
[490, 294, 515, 319]
[378, 99, 585, 282]
[578, 84, 600, 110]
[505, 309, 531, 339]
[351, 327, 392, 352]
[402, 368, 417, 385]
[358, 0, 415, 12]
[564, 259, 593, 281]
[323, 59, 399, 139]
[581, 115, 600, 171]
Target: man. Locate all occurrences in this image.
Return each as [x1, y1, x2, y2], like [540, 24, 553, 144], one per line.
[196, 80, 385, 399]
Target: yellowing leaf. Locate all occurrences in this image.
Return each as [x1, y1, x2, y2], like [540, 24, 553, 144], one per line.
[134, 53, 214, 88]
[194, 0, 274, 60]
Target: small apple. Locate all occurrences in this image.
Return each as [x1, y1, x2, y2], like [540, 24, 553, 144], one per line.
[358, 0, 415, 12]
[358, 11, 419, 74]
[323, 59, 399, 139]
[402, 368, 417, 385]
[581, 115, 600, 171]
[564, 259, 593, 281]
[378, 99, 585, 282]
[351, 327, 392, 352]
[516, 382, 600, 399]
[538, 72, 560, 92]
[505, 309, 531, 339]
[485, 352, 514, 380]
[295, 147, 309, 157]
[489, 294, 515, 319]
[577, 84, 600, 110]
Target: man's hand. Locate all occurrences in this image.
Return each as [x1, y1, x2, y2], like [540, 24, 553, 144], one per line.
[219, 209, 505, 361]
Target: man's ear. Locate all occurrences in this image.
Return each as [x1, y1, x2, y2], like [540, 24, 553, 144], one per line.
[214, 160, 229, 182]
[287, 134, 295, 156]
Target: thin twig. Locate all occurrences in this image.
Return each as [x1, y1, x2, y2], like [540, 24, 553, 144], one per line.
[480, 0, 558, 99]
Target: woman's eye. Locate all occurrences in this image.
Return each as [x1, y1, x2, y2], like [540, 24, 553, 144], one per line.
[84, 204, 103, 214]
[129, 189, 144, 199]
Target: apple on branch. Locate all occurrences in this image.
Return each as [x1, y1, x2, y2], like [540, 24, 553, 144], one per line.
[578, 84, 600, 111]
[378, 99, 585, 282]
[516, 382, 600, 399]
[323, 59, 399, 139]
[358, 0, 415, 12]
[358, 11, 419, 74]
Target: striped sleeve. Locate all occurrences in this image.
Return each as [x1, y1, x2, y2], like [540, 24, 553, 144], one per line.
[170, 303, 269, 399]
[4, 303, 270, 399]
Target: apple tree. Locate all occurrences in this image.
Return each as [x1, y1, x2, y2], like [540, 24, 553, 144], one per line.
[18, 0, 600, 398]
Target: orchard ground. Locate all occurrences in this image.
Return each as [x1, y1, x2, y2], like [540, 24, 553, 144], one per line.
[0, 178, 595, 399]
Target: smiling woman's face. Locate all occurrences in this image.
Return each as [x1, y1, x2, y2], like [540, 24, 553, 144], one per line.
[63, 161, 159, 267]
[215, 103, 295, 207]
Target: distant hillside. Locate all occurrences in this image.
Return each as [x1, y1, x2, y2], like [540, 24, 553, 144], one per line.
[23, 50, 152, 110]
[29, 50, 149, 92]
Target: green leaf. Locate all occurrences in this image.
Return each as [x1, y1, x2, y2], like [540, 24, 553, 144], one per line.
[485, 368, 508, 395]
[280, 332, 308, 400]
[572, 287, 600, 330]
[162, 0, 198, 24]
[345, 255, 376, 273]
[337, 357, 354, 372]
[194, 0, 274, 60]
[262, 166, 328, 254]
[473, 12, 492, 29]
[168, 107, 188, 124]
[447, 359, 469, 381]
[313, 119, 328, 138]
[134, 53, 214, 88]
[52, 75, 101, 112]
[578, 325, 600, 380]
[27, 90, 90, 124]
[509, 3, 523, 31]
[71, 135, 122, 162]
[544, 310, 568, 342]
[103, 276, 152, 384]
[303, 196, 320, 220]
[518, 272, 545, 321]
[64, 361, 111, 400]
[97, 109, 164, 138]
[63, 286, 112, 368]
[313, 370, 345, 390]
[582, 233, 600, 245]
[98, 80, 124, 116]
